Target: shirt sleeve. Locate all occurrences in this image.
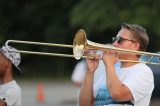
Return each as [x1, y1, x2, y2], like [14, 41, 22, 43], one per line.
[1, 87, 21, 106]
[122, 66, 154, 103]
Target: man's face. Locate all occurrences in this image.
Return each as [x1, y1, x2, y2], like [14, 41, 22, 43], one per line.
[0, 53, 10, 76]
[112, 28, 139, 59]
[112, 28, 136, 49]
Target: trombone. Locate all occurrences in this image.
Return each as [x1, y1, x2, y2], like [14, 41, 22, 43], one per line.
[5, 29, 160, 65]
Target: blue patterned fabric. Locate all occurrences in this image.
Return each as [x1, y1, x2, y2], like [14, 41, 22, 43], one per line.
[94, 86, 133, 106]
[94, 86, 118, 105]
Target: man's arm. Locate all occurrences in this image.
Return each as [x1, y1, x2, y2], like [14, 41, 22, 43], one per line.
[79, 71, 95, 106]
[103, 52, 133, 101]
[79, 51, 100, 106]
[106, 64, 133, 101]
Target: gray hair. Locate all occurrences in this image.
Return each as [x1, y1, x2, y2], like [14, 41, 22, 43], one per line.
[121, 23, 149, 51]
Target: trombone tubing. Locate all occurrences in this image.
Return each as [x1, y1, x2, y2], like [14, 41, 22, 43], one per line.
[6, 40, 73, 48]
[5, 40, 160, 65]
[5, 40, 74, 57]
[86, 40, 160, 57]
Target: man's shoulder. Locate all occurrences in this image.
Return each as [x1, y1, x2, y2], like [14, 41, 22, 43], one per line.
[0, 80, 21, 106]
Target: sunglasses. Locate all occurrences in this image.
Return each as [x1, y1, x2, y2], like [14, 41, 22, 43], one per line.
[112, 36, 136, 44]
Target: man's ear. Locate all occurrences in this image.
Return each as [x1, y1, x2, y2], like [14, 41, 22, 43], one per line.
[133, 42, 140, 50]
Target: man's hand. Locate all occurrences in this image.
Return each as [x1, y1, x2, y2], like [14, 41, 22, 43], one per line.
[86, 50, 101, 73]
[0, 99, 7, 106]
[103, 50, 118, 67]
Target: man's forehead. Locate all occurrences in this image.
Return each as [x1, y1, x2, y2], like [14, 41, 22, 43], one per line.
[0, 52, 11, 63]
[0, 52, 6, 60]
[0, 52, 3, 56]
[118, 29, 131, 37]
[0, 52, 7, 58]
[0, 52, 5, 57]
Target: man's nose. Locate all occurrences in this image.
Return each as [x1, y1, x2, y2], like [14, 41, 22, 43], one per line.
[112, 41, 118, 47]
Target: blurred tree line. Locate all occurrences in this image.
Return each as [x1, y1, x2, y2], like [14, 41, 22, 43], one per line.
[0, 0, 160, 79]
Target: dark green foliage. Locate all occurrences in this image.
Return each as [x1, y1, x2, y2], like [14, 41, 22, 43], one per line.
[0, 0, 160, 78]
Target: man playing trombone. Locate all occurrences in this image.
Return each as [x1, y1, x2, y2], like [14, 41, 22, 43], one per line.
[79, 23, 154, 106]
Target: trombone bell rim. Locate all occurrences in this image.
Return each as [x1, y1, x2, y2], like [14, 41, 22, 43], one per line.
[73, 29, 86, 60]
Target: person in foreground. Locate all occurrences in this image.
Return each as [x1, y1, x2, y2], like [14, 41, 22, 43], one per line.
[79, 23, 154, 106]
[0, 45, 22, 106]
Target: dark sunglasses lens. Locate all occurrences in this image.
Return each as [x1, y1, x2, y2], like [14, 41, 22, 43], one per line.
[117, 37, 122, 44]
[112, 37, 123, 44]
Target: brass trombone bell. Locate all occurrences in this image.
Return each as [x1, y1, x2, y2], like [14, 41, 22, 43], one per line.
[5, 29, 160, 65]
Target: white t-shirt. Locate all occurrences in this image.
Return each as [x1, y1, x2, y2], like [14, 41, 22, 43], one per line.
[94, 60, 121, 83]
[0, 80, 21, 106]
[93, 63, 154, 106]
